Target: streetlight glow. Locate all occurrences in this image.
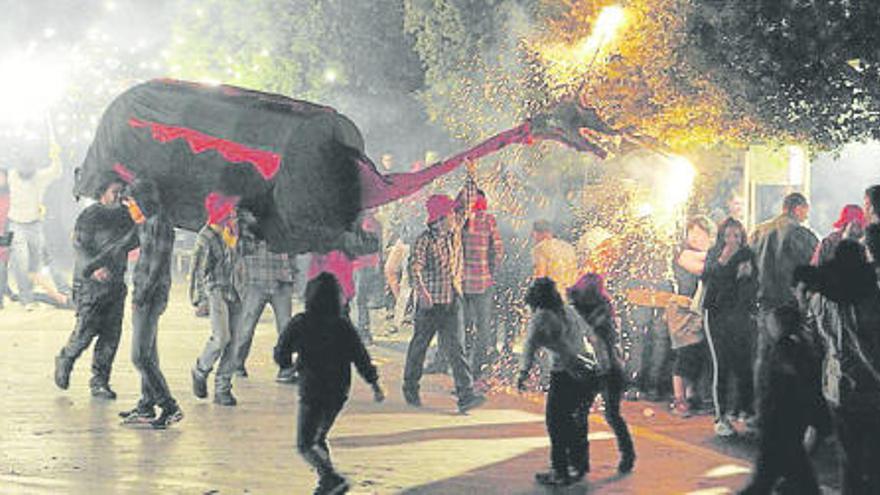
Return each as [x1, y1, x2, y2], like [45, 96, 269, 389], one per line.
[0, 53, 69, 124]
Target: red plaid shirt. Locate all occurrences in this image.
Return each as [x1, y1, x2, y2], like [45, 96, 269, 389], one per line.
[461, 212, 503, 293]
[411, 225, 462, 305]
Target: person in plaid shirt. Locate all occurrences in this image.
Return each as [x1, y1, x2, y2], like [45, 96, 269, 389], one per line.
[189, 194, 241, 407]
[402, 194, 486, 414]
[230, 210, 298, 383]
[457, 172, 504, 380]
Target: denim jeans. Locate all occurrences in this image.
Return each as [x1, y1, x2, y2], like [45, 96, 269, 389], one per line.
[9, 220, 69, 304]
[131, 287, 175, 408]
[196, 287, 241, 392]
[403, 298, 475, 400]
[58, 285, 126, 388]
[355, 266, 380, 341]
[234, 282, 293, 370]
[463, 289, 495, 379]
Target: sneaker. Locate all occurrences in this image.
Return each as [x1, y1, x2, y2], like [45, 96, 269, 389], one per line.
[91, 384, 117, 400]
[534, 470, 572, 486]
[213, 390, 237, 406]
[402, 387, 422, 407]
[191, 366, 208, 399]
[118, 404, 156, 419]
[276, 367, 298, 384]
[150, 404, 183, 429]
[618, 452, 636, 473]
[457, 394, 486, 414]
[671, 400, 692, 418]
[624, 388, 641, 401]
[54, 356, 73, 390]
[120, 406, 157, 425]
[568, 466, 588, 482]
[314, 472, 349, 495]
[714, 418, 736, 437]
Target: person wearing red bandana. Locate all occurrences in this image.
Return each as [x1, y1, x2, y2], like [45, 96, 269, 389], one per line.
[189, 192, 242, 407]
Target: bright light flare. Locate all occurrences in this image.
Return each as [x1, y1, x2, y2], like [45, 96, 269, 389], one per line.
[534, 5, 627, 93]
[661, 155, 696, 208]
[323, 68, 338, 84]
[0, 53, 69, 124]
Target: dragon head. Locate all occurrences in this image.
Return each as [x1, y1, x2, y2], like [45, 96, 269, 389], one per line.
[529, 98, 623, 159]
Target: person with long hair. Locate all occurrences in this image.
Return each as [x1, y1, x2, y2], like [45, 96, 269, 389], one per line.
[568, 273, 636, 474]
[702, 217, 758, 437]
[275, 272, 385, 495]
[518, 277, 598, 486]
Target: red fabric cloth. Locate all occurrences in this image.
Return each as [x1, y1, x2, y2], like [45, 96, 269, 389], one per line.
[308, 251, 355, 303]
[204, 192, 239, 225]
[426, 194, 455, 224]
[833, 204, 866, 229]
[129, 117, 281, 180]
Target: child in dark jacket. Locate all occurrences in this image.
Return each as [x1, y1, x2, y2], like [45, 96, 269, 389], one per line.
[275, 272, 385, 495]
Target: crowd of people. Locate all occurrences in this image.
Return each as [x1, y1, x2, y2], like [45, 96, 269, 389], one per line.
[3, 141, 876, 494]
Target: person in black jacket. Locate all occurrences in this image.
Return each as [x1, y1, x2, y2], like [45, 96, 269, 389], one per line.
[702, 217, 758, 437]
[275, 272, 385, 495]
[55, 176, 134, 399]
[739, 305, 822, 495]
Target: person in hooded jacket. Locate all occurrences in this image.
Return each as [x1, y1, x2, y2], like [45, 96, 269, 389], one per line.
[275, 272, 385, 495]
[518, 277, 599, 486]
[568, 273, 636, 474]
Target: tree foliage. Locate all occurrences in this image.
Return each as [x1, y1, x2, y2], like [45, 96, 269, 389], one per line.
[689, 0, 880, 149]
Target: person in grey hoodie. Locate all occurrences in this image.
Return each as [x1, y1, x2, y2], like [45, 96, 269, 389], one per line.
[517, 277, 599, 486]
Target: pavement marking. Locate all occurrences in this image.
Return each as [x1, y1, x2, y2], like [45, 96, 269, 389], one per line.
[588, 431, 616, 441]
[334, 409, 543, 437]
[684, 488, 733, 495]
[703, 464, 752, 478]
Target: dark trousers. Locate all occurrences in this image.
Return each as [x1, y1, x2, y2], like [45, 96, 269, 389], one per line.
[547, 371, 596, 474]
[833, 407, 880, 495]
[706, 310, 755, 419]
[741, 417, 819, 495]
[601, 370, 635, 459]
[622, 306, 671, 394]
[58, 288, 126, 388]
[131, 290, 175, 408]
[298, 398, 345, 477]
[234, 282, 293, 370]
[403, 299, 474, 400]
[463, 289, 494, 379]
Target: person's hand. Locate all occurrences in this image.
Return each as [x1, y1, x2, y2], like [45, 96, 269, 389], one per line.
[91, 267, 110, 282]
[372, 383, 386, 403]
[465, 159, 477, 175]
[419, 288, 433, 310]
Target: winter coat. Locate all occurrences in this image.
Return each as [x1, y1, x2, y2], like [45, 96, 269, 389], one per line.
[751, 213, 818, 308]
[702, 246, 758, 314]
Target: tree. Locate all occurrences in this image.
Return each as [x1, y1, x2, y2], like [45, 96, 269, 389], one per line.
[689, 0, 880, 149]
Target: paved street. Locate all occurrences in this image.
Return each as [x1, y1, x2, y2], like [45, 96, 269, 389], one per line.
[1, 286, 840, 494]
